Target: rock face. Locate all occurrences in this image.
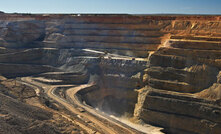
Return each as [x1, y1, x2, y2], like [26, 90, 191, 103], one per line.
[136, 18, 221, 133]
[0, 20, 45, 47]
[0, 13, 221, 133]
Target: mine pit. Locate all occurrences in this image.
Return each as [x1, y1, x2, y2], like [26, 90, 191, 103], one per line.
[0, 13, 221, 134]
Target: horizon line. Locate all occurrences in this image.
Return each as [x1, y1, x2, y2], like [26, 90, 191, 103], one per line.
[1, 11, 221, 16]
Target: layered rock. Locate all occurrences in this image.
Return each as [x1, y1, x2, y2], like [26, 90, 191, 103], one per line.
[0, 13, 221, 133]
[135, 30, 221, 133]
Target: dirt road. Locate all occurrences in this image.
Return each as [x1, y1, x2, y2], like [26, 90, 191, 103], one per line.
[20, 77, 141, 134]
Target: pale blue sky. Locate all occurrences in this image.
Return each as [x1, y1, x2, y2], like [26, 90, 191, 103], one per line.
[0, 0, 221, 14]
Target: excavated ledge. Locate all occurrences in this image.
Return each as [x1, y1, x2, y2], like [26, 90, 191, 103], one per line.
[0, 13, 221, 134]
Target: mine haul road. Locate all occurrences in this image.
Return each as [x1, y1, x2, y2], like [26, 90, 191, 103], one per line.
[20, 77, 143, 134]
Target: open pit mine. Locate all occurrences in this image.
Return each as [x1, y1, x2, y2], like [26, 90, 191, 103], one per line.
[0, 13, 221, 134]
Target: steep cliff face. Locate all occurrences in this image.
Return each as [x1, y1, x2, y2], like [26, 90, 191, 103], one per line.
[0, 13, 221, 133]
[135, 17, 221, 133]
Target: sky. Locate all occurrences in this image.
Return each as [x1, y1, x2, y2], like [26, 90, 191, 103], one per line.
[0, 0, 221, 14]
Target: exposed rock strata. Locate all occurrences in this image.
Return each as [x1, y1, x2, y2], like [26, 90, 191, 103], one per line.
[0, 13, 221, 133]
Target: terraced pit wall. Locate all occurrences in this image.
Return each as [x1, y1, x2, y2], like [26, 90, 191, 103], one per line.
[1, 14, 221, 134]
